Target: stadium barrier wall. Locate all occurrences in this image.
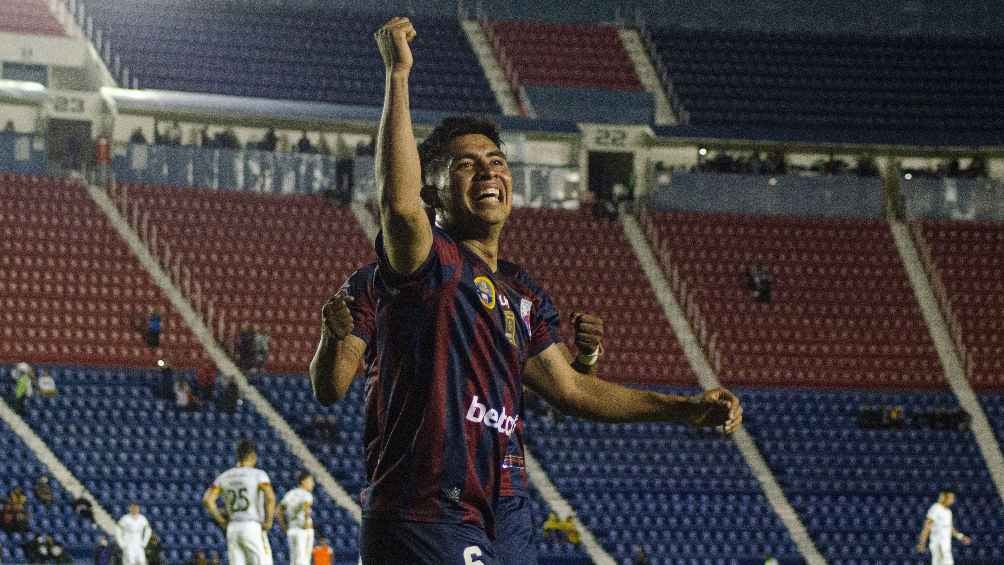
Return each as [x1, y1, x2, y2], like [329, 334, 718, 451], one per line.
[648, 170, 885, 218]
[110, 142, 583, 209]
[901, 176, 1004, 221]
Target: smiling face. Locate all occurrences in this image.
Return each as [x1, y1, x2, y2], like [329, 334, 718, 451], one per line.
[434, 133, 512, 237]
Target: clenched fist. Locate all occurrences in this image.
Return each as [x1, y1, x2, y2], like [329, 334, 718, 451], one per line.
[321, 293, 354, 340]
[687, 388, 743, 434]
[571, 312, 604, 355]
[375, 17, 416, 75]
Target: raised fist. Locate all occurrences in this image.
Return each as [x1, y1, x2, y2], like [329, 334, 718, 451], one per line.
[321, 293, 354, 340]
[571, 312, 604, 355]
[375, 17, 416, 75]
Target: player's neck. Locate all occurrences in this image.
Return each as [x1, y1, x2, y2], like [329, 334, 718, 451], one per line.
[460, 237, 500, 272]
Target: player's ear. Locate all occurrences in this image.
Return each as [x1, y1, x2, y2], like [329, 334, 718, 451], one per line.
[420, 184, 440, 208]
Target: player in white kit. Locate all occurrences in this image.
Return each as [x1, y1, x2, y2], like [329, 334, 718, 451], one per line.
[916, 490, 972, 565]
[278, 471, 315, 565]
[203, 439, 277, 565]
[115, 503, 151, 565]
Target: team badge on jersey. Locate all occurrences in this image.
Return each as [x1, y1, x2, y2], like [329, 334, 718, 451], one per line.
[519, 298, 533, 338]
[473, 276, 496, 310]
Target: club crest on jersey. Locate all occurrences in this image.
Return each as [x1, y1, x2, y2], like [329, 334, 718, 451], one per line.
[519, 298, 533, 337]
[473, 276, 496, 310]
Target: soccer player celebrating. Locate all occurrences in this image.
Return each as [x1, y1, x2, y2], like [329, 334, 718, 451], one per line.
[319, 16, 742, 564]
[278, 472, 316, 565]
[203, 440, 277, 565]
[311, 263, 605, 565]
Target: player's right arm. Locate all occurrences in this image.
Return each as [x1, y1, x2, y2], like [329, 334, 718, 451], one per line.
[309, 293, 366, 404]
[201, 486, 228, 531]
[374, 16, 431, 276]
[916, 518, 933, 552]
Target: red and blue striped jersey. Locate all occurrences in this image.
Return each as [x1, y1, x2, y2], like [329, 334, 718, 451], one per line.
[342, 260, 561, 502]
[348, 227, 559, 531]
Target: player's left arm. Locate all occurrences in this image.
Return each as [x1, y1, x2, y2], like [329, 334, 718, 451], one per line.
[276, 502, 288, 532]
[952, 527, 972, 545]
[142, 519, 151, 546]
[201, 486, 227, 531]
[261, 483, 277, 531]
[524, 344, 742, 430]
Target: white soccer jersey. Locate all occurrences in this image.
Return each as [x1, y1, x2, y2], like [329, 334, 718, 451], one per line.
[212, 467, 272, 524]
[927, 503, 953, 547]
[280, 488, 314, 530]
[116, 513, 151, 565]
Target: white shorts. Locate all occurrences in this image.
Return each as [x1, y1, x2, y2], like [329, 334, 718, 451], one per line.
[227, 521, 273, 565]
[121, 543, 147, 565]
[930, 541, 954, 565]
[286, 528, 314, 565]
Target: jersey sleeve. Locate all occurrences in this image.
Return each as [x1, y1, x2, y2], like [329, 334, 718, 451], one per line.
[375, 227, 462, 299]
[339, 266, 377, 344]
[522, 277, 562, 357]
[926, 504, 937, 520]
[257, 469, 271, 486]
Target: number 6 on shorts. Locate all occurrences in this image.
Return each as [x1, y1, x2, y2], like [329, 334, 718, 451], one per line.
[463, 546, 484, 565]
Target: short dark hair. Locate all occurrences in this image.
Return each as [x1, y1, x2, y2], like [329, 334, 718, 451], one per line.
[418, 116, 503, 189]
[236, 439, 256, 461]
[297, 471, 312, 485]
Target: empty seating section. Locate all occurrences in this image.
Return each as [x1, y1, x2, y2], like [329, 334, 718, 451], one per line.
[504, 208, 695, 385]
[18, 365, 360, 563]
[528, 393, 799, 563]
[123, 184, 373, 373]
[78, 1, 497, 113]
[485, 21, 642, 90]
[0, 174, 204, 368]
[649, 29, 1004, 137]
[645, 211, 941, 388]
[0, 0, 65, 36]
[0, 414, 96, 562]
[920, 220, 1004, 388]
[744, 388, 1002, 564]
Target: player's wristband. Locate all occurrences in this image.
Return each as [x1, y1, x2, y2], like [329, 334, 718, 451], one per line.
[575, 344, 603, 367]
[954, 532, 965, 540]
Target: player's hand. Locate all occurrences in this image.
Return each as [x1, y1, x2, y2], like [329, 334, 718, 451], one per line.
[961, 535, 972, 545]
[916, 543, 926, 554]
[321, 293, 354, 340]
[571, 312, 603, 355]
[375, 17, 416, 75]
[263, 520, 274, 531]
[687, 388, 742, 433]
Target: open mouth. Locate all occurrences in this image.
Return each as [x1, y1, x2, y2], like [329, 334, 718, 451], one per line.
[473, 187, 501, 202]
